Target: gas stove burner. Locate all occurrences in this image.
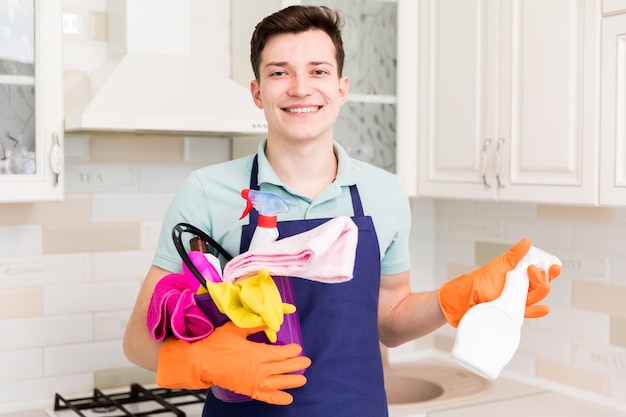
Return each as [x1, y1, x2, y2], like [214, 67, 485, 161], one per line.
[50, 383, 206, 417]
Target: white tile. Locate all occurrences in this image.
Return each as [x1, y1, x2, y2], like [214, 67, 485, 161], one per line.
[504, 353, 536, 376]
[574, 222, 626, 253]
[434, 238, 475, 265]
[91, 193, 173, 222]
[556, 249, 609, 282]
[0, 315, 92, 350]
[518, 327, 571, 363]
[0, 373, 94, 412]
[0, 349, 43, 382]
[474, 201, 538, 219]
[435, 199, 537, 220]
[43, 282, 140, 314]
[542, 274, 572, 307]
[409, 203, 436, 290]
[94, 311, 131, 341]
[232, 136, 264, 158]
[0, 254, 91, 288]
[434, 199, 477, 215]
[92, 251, 153, 282]
[409, 197, 435, 215]
[141, 221, 163, 250]
[505, 219, 573, 249]
[439, 215, 504, 241]
[139, 163, 205, 192]
[63, 134, 90, 162]
[572, 343, 626, 378]
[611, 254, 626, 287]
[44, 340, 132, 375]
[536, 306, 610, 344]
[183, 136, 231, 163]
[0, 225, 42, 257]
[65, 163, 138, 193]
[610, 207, 626, 223]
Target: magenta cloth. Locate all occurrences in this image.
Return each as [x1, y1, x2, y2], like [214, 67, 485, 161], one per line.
[222, 216, 358, 284]
[146, 272, 214, 342]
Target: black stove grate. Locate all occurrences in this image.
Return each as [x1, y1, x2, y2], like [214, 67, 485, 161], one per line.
[53, 383, 206, 417]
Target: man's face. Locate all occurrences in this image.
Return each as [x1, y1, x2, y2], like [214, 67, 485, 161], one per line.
[250, 29, 349, 144]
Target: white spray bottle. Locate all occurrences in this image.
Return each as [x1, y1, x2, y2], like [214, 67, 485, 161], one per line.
[239, 189, 305, 355]
[451, 245, 562, 380]
[240, 189, 289, 249]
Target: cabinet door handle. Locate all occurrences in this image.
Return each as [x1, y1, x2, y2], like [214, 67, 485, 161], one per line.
[481, 138, 492, 187]
[495, 138, 505, 188]
[50, 132, 62, 187]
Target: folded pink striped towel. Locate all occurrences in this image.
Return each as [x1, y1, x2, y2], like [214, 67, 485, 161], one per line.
[222, 216, 358, 284]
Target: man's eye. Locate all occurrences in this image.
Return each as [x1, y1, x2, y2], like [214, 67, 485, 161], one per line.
[271, 70, 286, 77]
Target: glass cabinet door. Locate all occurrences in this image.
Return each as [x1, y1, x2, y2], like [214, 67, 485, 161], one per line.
[0, 0, 63, 202]
[301, 0, 397, 174]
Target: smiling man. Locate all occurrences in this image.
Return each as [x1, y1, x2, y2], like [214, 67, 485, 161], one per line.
[123, 6, 559, 417]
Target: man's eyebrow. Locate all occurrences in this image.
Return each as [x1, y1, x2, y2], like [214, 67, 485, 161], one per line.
[263, 60, 334, 68]
[264, 61, 288, 69]
[310, 61, 333, 66]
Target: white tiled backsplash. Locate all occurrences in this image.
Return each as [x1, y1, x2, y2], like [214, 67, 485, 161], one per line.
[3, 133, 626, 411]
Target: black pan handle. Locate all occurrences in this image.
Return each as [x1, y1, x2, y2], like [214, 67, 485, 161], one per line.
[172, 223, 234, 288]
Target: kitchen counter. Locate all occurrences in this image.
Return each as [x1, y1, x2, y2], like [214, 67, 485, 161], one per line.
[4, 375, 624, 417]
[389, 366, 625, 417]
[429, 390, 625, 417]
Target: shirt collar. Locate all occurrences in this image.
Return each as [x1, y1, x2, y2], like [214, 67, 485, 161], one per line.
[256, 139, 357, 188]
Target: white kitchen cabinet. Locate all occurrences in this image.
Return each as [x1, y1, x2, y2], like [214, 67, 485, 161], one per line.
[604, 0, 626, 16]
[397, 0, 600, 204]
[599, 13, 626, 206]
[0, 0, 63, 202]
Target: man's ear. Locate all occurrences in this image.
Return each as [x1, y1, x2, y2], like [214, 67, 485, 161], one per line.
[250, 80, 263, 109]
[338, 76, 350, 105]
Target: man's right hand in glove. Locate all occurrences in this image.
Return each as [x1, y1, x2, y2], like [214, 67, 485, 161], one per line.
[156, 321, 311, 405]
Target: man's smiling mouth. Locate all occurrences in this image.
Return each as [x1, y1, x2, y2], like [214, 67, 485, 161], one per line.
[283, 106, 321, 113]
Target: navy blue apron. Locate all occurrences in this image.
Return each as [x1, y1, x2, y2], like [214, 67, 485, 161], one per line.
[203, 155, 388, 416]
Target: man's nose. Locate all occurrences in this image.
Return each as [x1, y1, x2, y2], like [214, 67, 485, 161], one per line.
[288, 73, 313, 96]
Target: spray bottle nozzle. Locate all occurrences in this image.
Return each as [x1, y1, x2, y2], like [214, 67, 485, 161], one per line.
[239, 188, 290, 220]
[517, 246, 563, 281]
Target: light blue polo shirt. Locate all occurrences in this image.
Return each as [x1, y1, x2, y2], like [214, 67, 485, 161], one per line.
[153, 140, 411, 276]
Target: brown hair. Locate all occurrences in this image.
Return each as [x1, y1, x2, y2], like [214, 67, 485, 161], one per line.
[250, 5, 345, 80]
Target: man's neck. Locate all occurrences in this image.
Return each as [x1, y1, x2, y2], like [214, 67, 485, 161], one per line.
[265, 139, 338, 200]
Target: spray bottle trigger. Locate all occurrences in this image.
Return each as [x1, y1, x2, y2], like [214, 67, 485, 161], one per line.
[239, 189, 253, 220]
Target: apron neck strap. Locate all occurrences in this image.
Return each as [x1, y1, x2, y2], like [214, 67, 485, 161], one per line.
[249, 154, 364, 219]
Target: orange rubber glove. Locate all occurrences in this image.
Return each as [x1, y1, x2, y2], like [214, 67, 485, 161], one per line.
[525, 263, 561, 318]
[438, 238, 561, 327]
[156, 321, 311, 405]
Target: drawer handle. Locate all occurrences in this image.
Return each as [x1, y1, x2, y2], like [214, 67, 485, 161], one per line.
[481, 138, 492, 188]
[50, 132, 62, 187]
[495, 138, 505, 188]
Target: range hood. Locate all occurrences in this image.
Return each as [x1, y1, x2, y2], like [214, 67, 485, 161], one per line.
[64, 0, 267, 136]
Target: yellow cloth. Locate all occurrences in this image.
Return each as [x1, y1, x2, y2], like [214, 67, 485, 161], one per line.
[206, 269, 296, 342]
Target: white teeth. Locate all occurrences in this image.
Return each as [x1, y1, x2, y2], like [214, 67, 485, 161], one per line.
[285, 107, 319, 113]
